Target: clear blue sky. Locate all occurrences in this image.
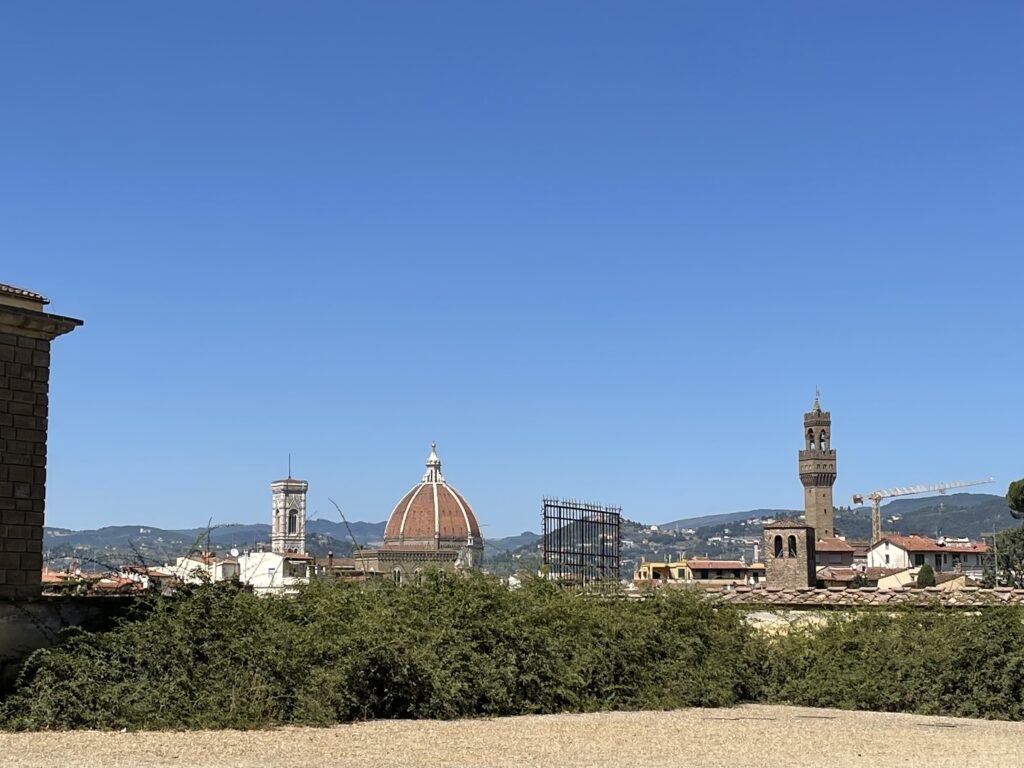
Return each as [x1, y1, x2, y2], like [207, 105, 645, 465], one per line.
[2, 3, 1021, 537]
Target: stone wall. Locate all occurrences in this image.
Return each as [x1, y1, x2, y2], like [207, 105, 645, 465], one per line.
[0, 334, 51, 599]
[709, 585, 1024, 609]
[0, 596, 132, 693]
[763, 523, 816, 589]
[0, 287, 81, 600]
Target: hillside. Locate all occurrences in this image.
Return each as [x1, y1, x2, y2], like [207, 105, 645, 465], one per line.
[42, 493, 1013, 575]
[44, 519, 545, 573]
[660, 509, 799, 530]
[837, 493, 1013, 540]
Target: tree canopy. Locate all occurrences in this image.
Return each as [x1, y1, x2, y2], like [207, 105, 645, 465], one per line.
[1008, 478, 1024, 519]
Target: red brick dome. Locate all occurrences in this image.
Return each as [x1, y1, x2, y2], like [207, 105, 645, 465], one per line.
[383, 443, 483, 552]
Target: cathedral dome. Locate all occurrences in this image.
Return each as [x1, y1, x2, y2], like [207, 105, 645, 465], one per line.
[382, 443, 483, 552]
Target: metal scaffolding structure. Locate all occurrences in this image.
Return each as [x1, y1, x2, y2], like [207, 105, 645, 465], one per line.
[541, 497, 621, 584]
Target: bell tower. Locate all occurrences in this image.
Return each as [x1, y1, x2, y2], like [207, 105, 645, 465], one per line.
[798, 389, 836, 538]
[271, 475, 308, 554]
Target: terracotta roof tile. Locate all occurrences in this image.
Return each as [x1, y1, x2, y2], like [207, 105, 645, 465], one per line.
[815, 537, 855, 553]
[0, 282, 48, 304]
[876, 534, 988, 554]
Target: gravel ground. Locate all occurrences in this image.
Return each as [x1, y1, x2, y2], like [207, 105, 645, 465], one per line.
[2, 705, 1022, 768]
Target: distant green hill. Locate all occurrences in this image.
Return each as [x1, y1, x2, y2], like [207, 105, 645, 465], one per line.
[660, 509, 799, 530]
[836, 493, 1013, 540]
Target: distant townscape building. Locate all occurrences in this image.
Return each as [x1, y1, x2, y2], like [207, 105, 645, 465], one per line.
[866, 534, 988, 580]
[237, 549, 313, 594]
[799, 390, 836, 538]
[634, 557, 764, 586]
[271, 476, 308, 554]
[360, 443, 484, 583]
[763, 520, 816, 589]
[235, 474, 313, 593]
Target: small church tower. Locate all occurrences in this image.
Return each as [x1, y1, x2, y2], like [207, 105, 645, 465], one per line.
[764, 521, 816, 589]
[271, 476, 308, 554]
[798, 390, 837, 538]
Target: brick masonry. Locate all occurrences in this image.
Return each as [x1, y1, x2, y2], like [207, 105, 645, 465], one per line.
[0, 289, 81, 600]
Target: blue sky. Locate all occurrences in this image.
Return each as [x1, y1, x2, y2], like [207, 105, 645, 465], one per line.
[2, 3, 1021, 537]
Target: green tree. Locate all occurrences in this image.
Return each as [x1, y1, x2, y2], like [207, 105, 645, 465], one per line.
[1009, 478, 1024, 519]
[994, 524, 1024, 588]
[916, 564, 936, 588]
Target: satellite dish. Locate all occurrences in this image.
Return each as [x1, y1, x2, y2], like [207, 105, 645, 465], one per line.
[229, 548, 240, 558]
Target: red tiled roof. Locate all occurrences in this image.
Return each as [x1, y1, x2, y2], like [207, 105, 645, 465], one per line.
[816, 537, 855, 553]
[0, 282, 49, 304]
[876, 534, 988, 554]
[763, 520, 810, 529]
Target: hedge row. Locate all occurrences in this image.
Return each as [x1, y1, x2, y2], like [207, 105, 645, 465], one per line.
[2, 573, 1023, 729]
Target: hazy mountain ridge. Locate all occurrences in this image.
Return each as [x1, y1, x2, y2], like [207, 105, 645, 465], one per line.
[42, 494, 1012, 573]
[43, 519, 539, 570]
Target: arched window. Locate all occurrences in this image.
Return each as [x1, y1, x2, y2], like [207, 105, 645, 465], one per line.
[392, 567, 402, 585]
[414, 568, 423, 586]
[773, 535, 784, 558]
[807, 428, 815, 450]
[820, 429, 828, 450]
[288, 509, 298, 535]
[788, 535, 798, 558]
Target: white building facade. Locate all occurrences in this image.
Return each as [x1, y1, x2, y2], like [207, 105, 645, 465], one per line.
[867, 535, 987, 579]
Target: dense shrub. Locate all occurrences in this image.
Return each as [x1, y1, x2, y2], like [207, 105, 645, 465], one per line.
[0, 574, 762, 730]
[916, 564, 936, 587]
[5, 575, 1024, 730]
[763, 606, 1024, 720]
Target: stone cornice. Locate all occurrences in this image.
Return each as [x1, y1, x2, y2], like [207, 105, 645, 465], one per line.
[0, 304, 83, 341]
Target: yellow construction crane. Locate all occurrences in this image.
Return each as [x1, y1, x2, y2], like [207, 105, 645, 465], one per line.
[852, 478, 994, 544]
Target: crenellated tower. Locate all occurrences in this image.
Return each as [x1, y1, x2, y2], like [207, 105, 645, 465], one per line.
[798, 390, 836, 538]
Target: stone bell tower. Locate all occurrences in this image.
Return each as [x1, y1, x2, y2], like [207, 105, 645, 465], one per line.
[798, 389, 836, 538]
[271, 476, 308, 554]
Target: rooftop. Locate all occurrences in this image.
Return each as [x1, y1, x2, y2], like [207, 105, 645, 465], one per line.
[815, 537, 855, 553]
[0, 282, 49, 305]
[875, 534, 988, 554]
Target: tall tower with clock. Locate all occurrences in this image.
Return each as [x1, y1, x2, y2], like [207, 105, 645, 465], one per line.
[271, 475, 308, 554]
[798, 390, 836, 538]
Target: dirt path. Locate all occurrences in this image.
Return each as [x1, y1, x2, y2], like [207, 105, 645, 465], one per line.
[2, 704, 1022, 768]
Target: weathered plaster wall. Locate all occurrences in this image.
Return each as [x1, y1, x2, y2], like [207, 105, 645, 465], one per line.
[0, 596, 133, 693]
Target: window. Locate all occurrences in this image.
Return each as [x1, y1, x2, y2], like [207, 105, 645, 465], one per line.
[914, 554, 925, 567]
[773, 535, 784, 558]
[885, 554, 890, 565]
[392, 567, 402, 585]
[935, 554, 942, 570]
[788, 535, 798, 558]
[288, 509, 298, 535]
